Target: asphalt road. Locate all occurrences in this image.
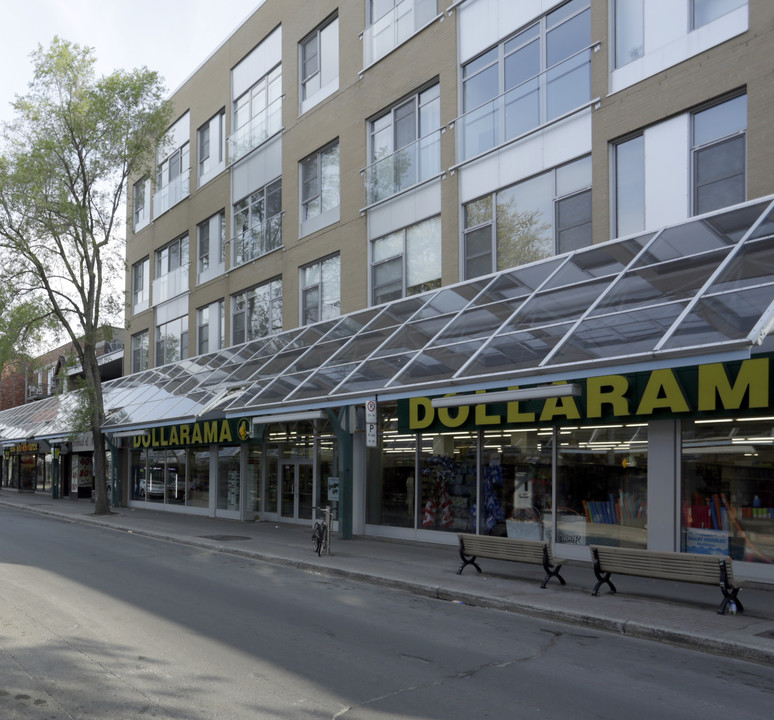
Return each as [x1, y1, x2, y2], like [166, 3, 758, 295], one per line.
[1, 506, 773, 719]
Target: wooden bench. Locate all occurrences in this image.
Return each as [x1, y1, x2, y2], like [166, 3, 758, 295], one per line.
[590, 545, 744, 615]
[457, 533, 565, 589]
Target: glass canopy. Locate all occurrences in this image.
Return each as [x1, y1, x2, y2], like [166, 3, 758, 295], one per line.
[2, 197, 774, 441]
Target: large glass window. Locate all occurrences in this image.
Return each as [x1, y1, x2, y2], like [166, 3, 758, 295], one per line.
[188, 449, 210, 509]
[232, 278, 283, 345]
[130, 330, 149, 374]
[146, 449, 187, 505]
[692, 95, 746, 216]
[614, 134, 645, 237]
[131, 257, 150, 314]
[364, 0, 437, 66]
[217, 447, 241, 512]
[155, 142, 190, 215]
[372, 215, 441, 305]
[301, 254, 341, 325]
[463, 156, 591, 279]
[154, 235, 189, 304]
[301, 143, 339, 223]
[133, 176, 150, 232]
[233, 179, 282, 266]
[692, 0, 746, 29]
[367, 84, 441, 204]
[459, 0, 591, 161]
[155, 315, 188, 366]
[300, 16, 339, 112]
[613, 0, 643, 68]
[682, 418, 774, 564]
[198, 110, 225, 183]
[198, 211, 225, 283]
[231, 66, 281, 162]
[197, 300, 224, 356]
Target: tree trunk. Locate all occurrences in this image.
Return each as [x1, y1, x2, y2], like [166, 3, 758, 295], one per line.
[83, 343, 110, 516]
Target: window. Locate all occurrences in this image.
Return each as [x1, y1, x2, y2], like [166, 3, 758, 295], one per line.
[231, 66, 282, 162]
[155, 142, 190, 216]
[367, 84, 441, 204]
[692, 95, 746, 216]
[463, 156, 591, 279]
[372, 216, 441, 305]
[233, 179, 282, 266]
[459, 0, 591, 161]
[613, 135, 645, 237]
[198, 110, 225, 184]
[131, 330, 149, 373]
[613, 0, 643, 68]
[197, 300, 225, 355]
[133, 176, 150, 231]
[364, 0, 437, 66]
[153, 235, 189, 304]
[131, 257, 150, 314]
[692, 0, 746, 29]
[155, 315, 188, 366]
[198, 211, 226, 284]
[300, 16, 339, 112]
[232, 278, 283, 345]
[301, 142, 339, 225]
[301, 255, 341, 324]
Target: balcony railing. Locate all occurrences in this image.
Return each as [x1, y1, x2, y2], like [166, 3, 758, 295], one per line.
[364, 129, 441, 206]
[232, 213, 282, 267]
[228, 97, 282, 164]
[152, 264, 189, 305]
[363, 0, 437, 67]
[456, 46, 592, 163]
[153, 171, 190, 217]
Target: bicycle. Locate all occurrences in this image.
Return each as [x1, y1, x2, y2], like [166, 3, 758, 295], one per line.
[312, 506, 332, 556]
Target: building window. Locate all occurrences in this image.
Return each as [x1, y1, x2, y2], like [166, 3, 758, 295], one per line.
[459, 0, 591, 161]
[613, 0, 643, 68]
[301, 254, 341, 324]
[131, 330, 149, 373]
[155, 138, 190, 217]
[692, 94, 746, 216]
[613, 134, 645, 237]
[197, 211, 226, 284]
[231, 66, 282, 162]
[131, 257, 150, 314]
[233, 179, 282, 266]
[133, 176, 150, 232]
[198, 110, 225, 185]
[197, 300, 225, 355]
[155, 316, 188, 366]
[232, 278, 283, 345]
[300, 16, 339, 113]
[463, 156, 591, 279]
[301, 142, 339, 225]
[692, 0, 746, 29]
[153, 235, 189, 304]
[372, 215, 441, 305]
[364, 0, 437, 67]
[366, 84, 441, 205]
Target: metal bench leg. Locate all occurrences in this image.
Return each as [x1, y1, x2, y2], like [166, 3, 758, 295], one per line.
[718, 561, 744, 615]
[457, 548, 482, 575]
[541, 546, 566, 589]
[591, 547, 616, 596]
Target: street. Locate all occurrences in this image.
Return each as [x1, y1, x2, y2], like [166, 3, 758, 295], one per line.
[1, 506, 773, 719]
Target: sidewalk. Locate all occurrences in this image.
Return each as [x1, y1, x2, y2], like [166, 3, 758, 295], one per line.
[2, 491, 774, 665]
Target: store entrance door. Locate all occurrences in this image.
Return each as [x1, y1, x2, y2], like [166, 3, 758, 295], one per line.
[279, 461, 314, 521]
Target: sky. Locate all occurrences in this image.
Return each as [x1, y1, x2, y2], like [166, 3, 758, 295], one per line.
[0, 0, 263, 123]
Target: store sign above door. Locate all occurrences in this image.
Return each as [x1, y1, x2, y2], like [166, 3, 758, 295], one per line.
[132, 418, 252, 449]
[398, 356, 772, 433]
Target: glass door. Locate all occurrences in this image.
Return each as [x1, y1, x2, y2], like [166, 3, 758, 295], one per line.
[279, 461, 314, 521]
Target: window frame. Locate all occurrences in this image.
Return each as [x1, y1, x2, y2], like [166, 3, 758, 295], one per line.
[300, 141, 340, 230]
[197, 211, 226, 282]
[197, 109, 225, 184]
[299, 14, 339, 113]
[131, 330, 149, 373]
[133, 176, 150, 232]
[232, 179, 283, 267]
[231, 278, 284, 346]
[155, 315, 189, 367]
[131, 257, 150, 314]
[300, 254, 341, 325]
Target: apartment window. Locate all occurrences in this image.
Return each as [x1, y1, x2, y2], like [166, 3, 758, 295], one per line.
[131, 257, 150, 314]
[692, 0, 746, 29]
[198, 110, 225, 184]
[155, 143, 190, 216]
[155, 316, 188, 366]
[367, 84, 441, 205]
[233, 179, 282, 266]
[131, 330, 149, 373]
[198, 211, 226, 283]
[463, 156, 591, 279]
[300, 16, 339, 112]
[154, 235, 189, 304]
[364, 0, 437, 66]
[372, 216, 441, 305]
[301, 142, 339, 222]
[231, 66, 282, 162]
[301, 255, 341, 324]
[197, 300, 225, 355]
[613, 0, 643, 68]
[613, 134, 645, 237]
[133, 176, 150, 232]
[232, 278, 283, 345]
[460, 0, 590, 161]
[692, 95, 746, 216]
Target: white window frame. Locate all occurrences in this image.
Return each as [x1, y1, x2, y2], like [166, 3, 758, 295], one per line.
[230, 65, 282, 163]
[153, 235, 189, 305]
[232, 278, 283, 346]
[198, 110, 225, 186]
[131, 257, 150, 314]
[233, 179, 283, 267]
[131, 330, 149, 373]
[300, 254, 341, 325]
[300, 141, 340, 237]
[300, 15, 339, 114]
[133, 176, 151, 232]
[197, 300, 225, 356]
[197, 211, 226, 285]
[155, 315, 188, 367]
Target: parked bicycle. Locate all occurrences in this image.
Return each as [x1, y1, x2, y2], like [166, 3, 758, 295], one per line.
[312, 506, 332, 556]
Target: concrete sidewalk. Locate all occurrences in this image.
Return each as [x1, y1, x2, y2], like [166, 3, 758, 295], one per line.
[2, 491, 774, 665]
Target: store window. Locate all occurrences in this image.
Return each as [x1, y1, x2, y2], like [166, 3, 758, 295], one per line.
[198, 211, 226, 284]
[231, 65, 281, 162]
[232, 278, 283, 345]
[217, 447, 241, 512]
[300, 254, 341, 325]
[463, 156, 591, 279]
[130, 330, 149, 373]
[372, 215, 441, 305]
[188, 449, 210, 509]
[682, 418, 773, 564]
[145, 449, 187, 505]
[233, 179, 282, 266]
[300, 15, 339, 113]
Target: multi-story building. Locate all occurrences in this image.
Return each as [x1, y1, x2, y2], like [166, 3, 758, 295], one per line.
[2, 0, 773, 581]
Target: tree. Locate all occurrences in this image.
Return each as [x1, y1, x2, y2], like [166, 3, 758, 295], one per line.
[0, 38, 171, 514]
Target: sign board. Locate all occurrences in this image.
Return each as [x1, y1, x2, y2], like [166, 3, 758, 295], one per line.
[365, 399, 378, 448]
[327, 477, 340, 502]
